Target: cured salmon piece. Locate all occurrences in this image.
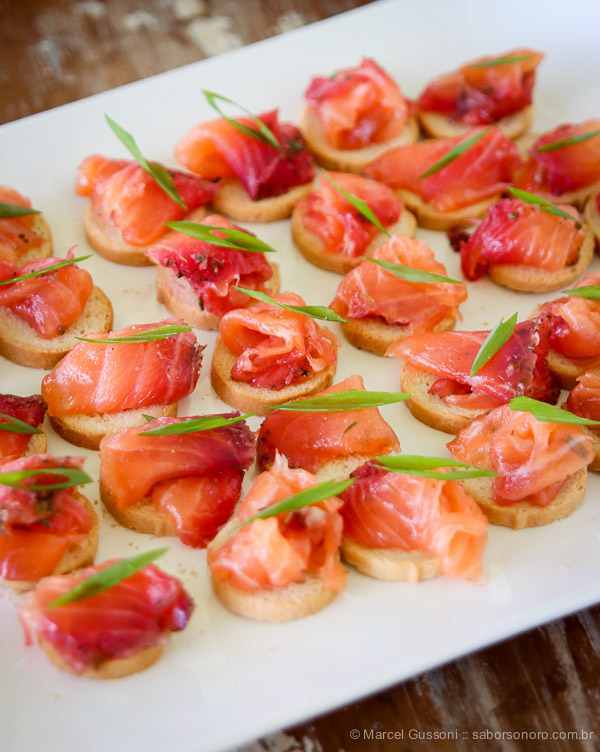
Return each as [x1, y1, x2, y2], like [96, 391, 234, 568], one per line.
[208, 455, 345, 592]
[256, 374, 400, 473]
[0, 186, 44, 263]
[99, 413, 255, 547]
[152, 472, 244, 548]
[0, 256, 93, 339]
[340, 461, 488, 581]
[330, 235, 467, 328]
[388, 317, 559, 410]
[19, 561, 194, 675]
[367, 126, 522, 212]
[0, 394, 46, 463]
[175, 110, 314, 200]
[41, 319, 202, 416]
[540, 272, 600, 359]
[418, 49, 543, 125]
[565, 370, 600, 421]
[296, 172, 402, 258]
[75, 156, 219, 246]
[514, 120, 600, 196]
[146, 214, 274, 317]
[460, 198, 585, 280]
[304, 58, 409, 149]
[0, 454, 93, 582]
[448, 403, 594, 506]
[219, 292, 339, 390]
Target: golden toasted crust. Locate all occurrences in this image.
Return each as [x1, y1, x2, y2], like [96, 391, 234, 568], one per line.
[399, 364, 483, 434]
[49, 403, 178, 451]
[0, 493, 99, 593]
[341, 309, 461, 357]
[208, 519, 341, 621]
[458, 469, 587, 529]
[84, 204, 207, 266]
[530, 303, 597, 390]
[211, 179, 313, 222]
[585, 191, 600, 243]
[397, 189, 500, 231]
[341, 536, 441, 582]
[155, 260, 281, 331]
[291, 205, 417, 274]
[99, 477, 177, 537]
[210, 336, 337, 416]
[418, 106, 534, 141]
[576, 424, 600, 472]
[487, 225, 594, 292]
[38, 636, 166, 679]
[299, 107, 420, 173]
[24, 430, 47, 457]
[15, 215, 53, 266]
[0, 286, 113, 369]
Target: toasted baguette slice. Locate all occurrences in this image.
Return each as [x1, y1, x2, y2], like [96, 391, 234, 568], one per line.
[399, 364, 483, 434]
[396, 189, 500, 231]
[419, 106, 534, 141]
[99, 477, 177, 536]
[575, 424, 600, 472]
[486, 225, 594, 293]
[341, 309, 460, 357]
[155, 260, 280, 331]
[208, 519, 341, 621]
[37, 636, 165, 680]
[15, 215, 53, 266]
[1, 493, 99, 593]
[212, 180, 313, 222]
[211, 337, 337, 416]
[458, 468, 587, 529]
[585, 191, 600, 243]
[0, 286, 113, 369]
[85, 205, 207, 266]
[50, 403, 178, 451]
[341, 536, 441, 582]
[291, 205, 417, 274]
[299, 107, 419, 173]
[24, 430, 47, 457]
[529, 303, 596, 390]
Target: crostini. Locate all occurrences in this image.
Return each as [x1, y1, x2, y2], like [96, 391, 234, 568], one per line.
[417, 48, 543, 139]
[175, 108, 315, 222]
[329, 235, 467, 355]
[366, 126, 522, 230]
[99, 413, 255, 547]
[387, 317, 560, 434]
[207, 454, 346, 621]
[514, 120, 600, 207]
[0, 393, 47, 462]
[146, 213, 280, 330]
[299, 58, 419, 173]
[291, 172, 416, 274]
[584, 189, 600, 243]
[256, 375, 400, 480]
[211, 292, 339, 415]
[0, 186, 52, 265]
[76, 154, 218, 265]
[457, 196, 593, 292]
[19, 558, 194, 678]
[41, 320, 203, 450]
[0, 255, 113, 369]
[0, 454, 98, 592]
[339, 460, 488, 582]
[447, 403, 594, 528]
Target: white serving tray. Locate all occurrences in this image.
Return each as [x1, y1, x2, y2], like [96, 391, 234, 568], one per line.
[1, 1, 600, 750]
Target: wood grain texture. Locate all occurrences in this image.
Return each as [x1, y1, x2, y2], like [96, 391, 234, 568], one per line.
[2, 1, 600, 750]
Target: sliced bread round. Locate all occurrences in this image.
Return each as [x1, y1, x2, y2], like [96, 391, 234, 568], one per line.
[396, 189, 500, 231]
[99, 477, 177, 537]
[211, 180, 313, 222]
[418, 106, 534, 141]
[341, 536, 441, 582]
[299, 107, 420, 173]
[584, 191, 600, 242]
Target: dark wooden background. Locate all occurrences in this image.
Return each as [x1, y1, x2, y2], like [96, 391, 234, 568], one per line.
[2, 1, 599, 750]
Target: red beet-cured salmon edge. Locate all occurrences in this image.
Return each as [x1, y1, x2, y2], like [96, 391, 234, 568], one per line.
[0, 492, 99, 593]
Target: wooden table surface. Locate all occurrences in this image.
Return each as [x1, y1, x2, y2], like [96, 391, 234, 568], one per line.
[2, 1, 599, 750]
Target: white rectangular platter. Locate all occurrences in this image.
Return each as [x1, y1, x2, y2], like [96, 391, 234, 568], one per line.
[1, 1, 600, 750]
